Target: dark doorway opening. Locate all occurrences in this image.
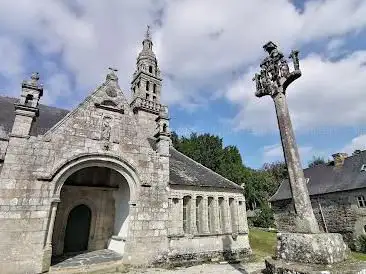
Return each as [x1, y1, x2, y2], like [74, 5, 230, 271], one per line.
[64, 204, 91, 254]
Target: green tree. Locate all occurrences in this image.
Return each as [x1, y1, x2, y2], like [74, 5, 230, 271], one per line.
[308, 156, 326, 168]
[171, 131, 284, 228]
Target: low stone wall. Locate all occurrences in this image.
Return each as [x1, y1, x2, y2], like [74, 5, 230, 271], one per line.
[161, 234, 252, 267]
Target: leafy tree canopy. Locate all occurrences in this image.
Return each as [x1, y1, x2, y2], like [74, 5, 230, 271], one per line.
[308, 156, 326, 168]
[171, 131, 285, 217]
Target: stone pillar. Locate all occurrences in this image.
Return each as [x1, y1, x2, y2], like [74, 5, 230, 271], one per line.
[213, 197, 221, 233]
[253, 41, 319, 234]
[223, 197, 231, 233]
[41, 200, 59, 273]
[45, 202, 58, 248]
[231, 199, 239, 234]
[237, 200, 247, 233]
[273, 92, 319, 233]
[202, 196, 209, 234]
[177, 198, 184, 235]
[190, 197, 198, 234]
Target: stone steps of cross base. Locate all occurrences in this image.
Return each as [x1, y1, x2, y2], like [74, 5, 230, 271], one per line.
[48, 260, 128, 274]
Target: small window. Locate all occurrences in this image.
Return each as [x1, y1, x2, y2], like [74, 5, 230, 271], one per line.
[358, 196, 366, 208]
[146, 93, 149, 100]
[146, 81, 150, 91]
[153, 84, 156, 93]
[163, 123, 167, 132]
[25, 94, 33, 106]
[364, 225, 366, 233]
[149, 66, 153, 73]
[153, 96, 156, 102]
[137, 81, 140, 88]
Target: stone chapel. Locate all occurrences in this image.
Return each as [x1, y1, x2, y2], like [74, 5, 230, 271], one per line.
[0, 29, 251, 274]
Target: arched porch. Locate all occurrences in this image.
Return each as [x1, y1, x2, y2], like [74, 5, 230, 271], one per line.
[42, 155, 139, 270]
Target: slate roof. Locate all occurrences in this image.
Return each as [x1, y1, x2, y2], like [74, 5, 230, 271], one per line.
[169, 147, 242, 190]
[270, 151, 366, 201]
[0, 96, 69, 136]
[0, 95, 241, 191]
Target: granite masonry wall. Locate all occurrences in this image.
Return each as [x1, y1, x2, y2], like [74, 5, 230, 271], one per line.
[0, 78, 170, 273]
[272, 189, 366, 248]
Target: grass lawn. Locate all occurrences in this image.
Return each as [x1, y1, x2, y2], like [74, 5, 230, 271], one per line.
[249, 228, 276, 260]
[249, 228, 366, 262]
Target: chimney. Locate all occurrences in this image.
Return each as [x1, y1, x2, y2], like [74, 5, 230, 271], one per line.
[332, 153, 348, 168]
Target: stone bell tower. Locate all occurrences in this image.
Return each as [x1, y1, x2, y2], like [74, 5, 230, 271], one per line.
[10, 72, 43, 138]
[130, 26, 164, 136]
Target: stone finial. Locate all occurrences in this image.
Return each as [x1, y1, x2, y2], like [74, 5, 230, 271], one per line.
[332, 152, 348, 167]
[106, 67, 118, 81]
[263, 41, 277, 55]
[145, 25, 151, 40]
[22, 72, 43, 93]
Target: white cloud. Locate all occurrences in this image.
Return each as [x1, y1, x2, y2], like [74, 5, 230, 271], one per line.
[227, 51, 366, 134]
[262, 143, 314, 163]
[342, 134, 366, 155]
[0, 0, 366, 115]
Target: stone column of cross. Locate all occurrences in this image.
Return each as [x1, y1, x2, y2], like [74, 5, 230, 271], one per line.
[253, 41, 320, 234]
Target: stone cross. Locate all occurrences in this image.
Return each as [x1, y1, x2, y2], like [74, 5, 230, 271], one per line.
[253, 41, 320, 233]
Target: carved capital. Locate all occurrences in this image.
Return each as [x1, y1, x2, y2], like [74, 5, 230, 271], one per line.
[254, 41, 301, 98]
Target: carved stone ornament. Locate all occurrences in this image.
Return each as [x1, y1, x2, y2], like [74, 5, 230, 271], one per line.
[101, 116, 112, 141]
[105, 86, 117, 97]
[253, 41, 301, 98]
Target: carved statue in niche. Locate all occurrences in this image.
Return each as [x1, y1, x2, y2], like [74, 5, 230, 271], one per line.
[101, 116, 112, 141]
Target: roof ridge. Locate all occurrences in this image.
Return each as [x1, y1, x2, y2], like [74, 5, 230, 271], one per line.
[170, 146, 243, 190]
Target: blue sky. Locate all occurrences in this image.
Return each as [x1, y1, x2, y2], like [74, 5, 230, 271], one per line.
[1, 0, 366, 168]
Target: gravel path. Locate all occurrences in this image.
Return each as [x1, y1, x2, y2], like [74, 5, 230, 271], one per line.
[127, 262, 265, 274]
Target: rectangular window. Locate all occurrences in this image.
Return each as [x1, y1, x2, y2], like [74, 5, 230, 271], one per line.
[358, 196, 366, 208]
[153, 84, 156, 93]
[146, 81, 150, 91]
[183, 196, 191, 233]
[153, 96, 156, 102]
[146, 93, 149, 100]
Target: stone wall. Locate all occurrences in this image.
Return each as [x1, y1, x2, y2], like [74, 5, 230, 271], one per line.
[272, 189, 366, 248]
[0, 78, 170, 273]
[52, 185, 115, 256]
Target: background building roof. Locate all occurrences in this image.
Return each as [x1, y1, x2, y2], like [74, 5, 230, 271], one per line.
[270, 151, 366, 201]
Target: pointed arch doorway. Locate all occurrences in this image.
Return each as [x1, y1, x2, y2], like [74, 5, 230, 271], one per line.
[64, 204, 92, 254]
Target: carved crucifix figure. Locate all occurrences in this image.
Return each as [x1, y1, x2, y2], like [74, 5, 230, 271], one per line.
[253, 42, 320, 234]
[101, 116, 112, 141]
